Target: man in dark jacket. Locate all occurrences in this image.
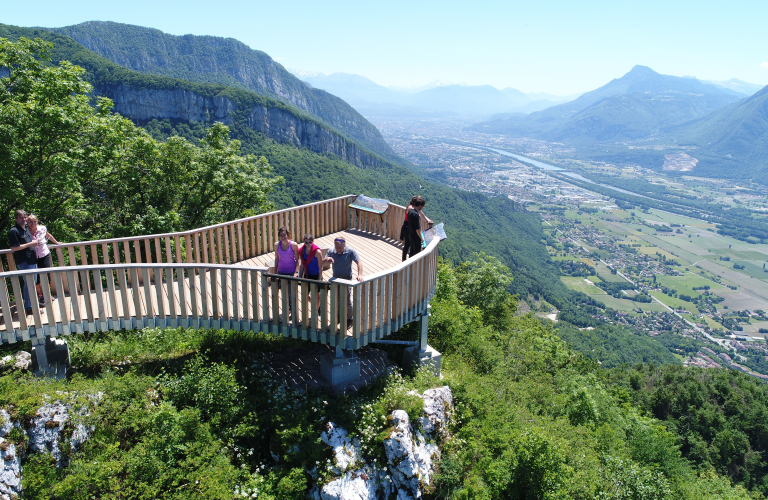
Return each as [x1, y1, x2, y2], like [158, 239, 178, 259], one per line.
[8, 210, 40, 314]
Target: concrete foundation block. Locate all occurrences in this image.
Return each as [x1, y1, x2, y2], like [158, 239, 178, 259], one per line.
[31, 337, 70, 379]
[403, 344, 441, 376]
[320, 348, 361, 387]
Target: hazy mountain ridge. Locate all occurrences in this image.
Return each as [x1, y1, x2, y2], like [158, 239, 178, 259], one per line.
[299, 72, 576, 116]
[668, 85, 768, 179]
[45, 21, 399, 163]
[469, 65, 744, 142]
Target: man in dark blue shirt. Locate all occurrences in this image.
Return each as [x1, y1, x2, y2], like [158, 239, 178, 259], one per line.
[8, 210, 39, 313]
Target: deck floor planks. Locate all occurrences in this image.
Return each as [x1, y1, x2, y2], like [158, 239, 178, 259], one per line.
[3, 229, 405, 331]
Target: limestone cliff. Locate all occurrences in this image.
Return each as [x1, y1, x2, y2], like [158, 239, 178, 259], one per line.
[98, 84, 391, 170]
[47, 21, 398, 164]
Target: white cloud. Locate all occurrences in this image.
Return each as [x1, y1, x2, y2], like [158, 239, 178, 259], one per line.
[761, 62, 768, 68]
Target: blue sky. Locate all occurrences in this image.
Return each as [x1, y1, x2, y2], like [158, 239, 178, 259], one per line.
[4, 0, 767, 94]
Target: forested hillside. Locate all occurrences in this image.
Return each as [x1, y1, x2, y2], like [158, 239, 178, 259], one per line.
[1, 255, 760, 499]
[46, 21, 398, 163]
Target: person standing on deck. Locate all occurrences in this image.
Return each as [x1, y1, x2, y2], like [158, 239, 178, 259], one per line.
[401, 196, 432, 261]
[322, 236, 363, 326]
[27, 214, 60, 303]
[274, 227, 299, 319]
[8, 210, 39, 314]
[299, 233, 323, 315]
[406, 196, 428, 259]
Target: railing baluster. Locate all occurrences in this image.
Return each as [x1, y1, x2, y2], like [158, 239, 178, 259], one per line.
[0, 277, 14, 342]
[261, 274, 269, 333]
[270, 277, 279, 335]
[80, 263, 95, 332]
[52, 271, 70, 335]
[167, 267, 178, 327]
[55, 247, 68, 294]
[65, 269, 83, 333]
[142, 268, 153, 325]
[174, 236, 184, 265]
[329, 283, 338, 345]
[309, 282, 318, 341]
[177, 266, 187, 327]
[130, 268, 143, 328]
[281, 276, 289, 336]
[319, 284, 328, 343]
[290, 280, 298, 339]
[121, 242, 131, 285]
[230, 267, 238, 329]
[200, 266, 210, 325]
[221, 268, 230, 328]
[360, 281, 368, 344]
[241, 269, 249, 328]
[300, 281, 308, 340]
[116, 267, 131, 328]
[154, 267, 166, 326]
[105, 266, 119, 329]
[353, 284, 361, 347]
[251, 270, 259, 327]
[10, 272, 28, 333]
[190, 266, 199, 327]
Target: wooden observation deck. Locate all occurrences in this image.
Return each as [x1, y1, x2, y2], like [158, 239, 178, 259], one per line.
[0, 196, 440, 351]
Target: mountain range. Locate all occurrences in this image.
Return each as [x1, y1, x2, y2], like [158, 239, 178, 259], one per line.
[469, 65, 748, 142]
[299, 72, 575, 116]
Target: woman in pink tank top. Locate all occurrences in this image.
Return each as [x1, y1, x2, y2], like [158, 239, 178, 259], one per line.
[274, 227, 299, 319]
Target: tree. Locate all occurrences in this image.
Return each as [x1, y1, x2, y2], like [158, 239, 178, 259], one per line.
[0, 37, 133, 240]
[454, 252, 516, 328]
[0, 37, 281, 243]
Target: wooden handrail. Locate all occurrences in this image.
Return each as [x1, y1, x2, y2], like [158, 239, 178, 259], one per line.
[0, 208, 441, 350]
[0, 195, 357, 254]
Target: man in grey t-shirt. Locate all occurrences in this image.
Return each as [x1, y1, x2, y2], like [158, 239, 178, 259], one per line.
[323, 236, 364, 323]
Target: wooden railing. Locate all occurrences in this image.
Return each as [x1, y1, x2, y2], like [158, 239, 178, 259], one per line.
[0, 196, 440, 349]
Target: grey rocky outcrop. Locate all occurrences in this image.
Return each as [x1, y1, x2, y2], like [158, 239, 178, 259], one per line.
[0, 410, 22, 500]
[0, 395, 100, 499]
[316, 386, 452, 500]
[0, 351, 31, 372]
[383, 410, 439, 499]
[94, 84, 391, 170]
[29, 400, 96, 467]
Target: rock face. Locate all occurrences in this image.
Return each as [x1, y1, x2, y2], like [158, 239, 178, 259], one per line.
[383, 410, 439, 499]
[29, 401, 95, 467]
[317, 386, 452, 500]
[95, 84, 392, 170]
[321, 422, 362, 474]
[0, 396, 99, 498]
[47, 21, 396, 163]
[0, 410, 22, 500]
[0, 351, 31, 372]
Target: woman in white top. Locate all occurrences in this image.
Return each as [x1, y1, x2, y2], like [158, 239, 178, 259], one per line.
[27, 215, 60, 303]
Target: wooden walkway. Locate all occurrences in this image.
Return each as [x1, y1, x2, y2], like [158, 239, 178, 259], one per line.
[0, 197, 440, 350]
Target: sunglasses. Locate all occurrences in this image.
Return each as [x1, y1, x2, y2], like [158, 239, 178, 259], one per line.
[334, 238, 345, 243]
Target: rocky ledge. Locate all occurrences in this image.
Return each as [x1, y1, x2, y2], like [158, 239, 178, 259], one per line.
[315, 386, 453, 500]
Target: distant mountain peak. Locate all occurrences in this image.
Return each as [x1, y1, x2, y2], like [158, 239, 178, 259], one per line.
[627, 65, 658, 75]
